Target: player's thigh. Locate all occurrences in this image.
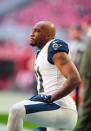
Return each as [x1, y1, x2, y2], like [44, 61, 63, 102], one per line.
[10, 100, 41, 118]
[25, 105, 77, 130]
[25, 108, 59, 127]
[24, 101, 60, 127]
[17, 100, 77, 130]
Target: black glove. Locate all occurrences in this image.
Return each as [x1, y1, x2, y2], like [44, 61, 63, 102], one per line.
[30, 94, 51, 103]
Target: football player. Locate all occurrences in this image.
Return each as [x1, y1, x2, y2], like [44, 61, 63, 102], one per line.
[6, 21, 81, 131]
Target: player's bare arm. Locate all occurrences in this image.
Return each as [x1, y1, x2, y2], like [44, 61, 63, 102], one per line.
[49, 52, 81, 102]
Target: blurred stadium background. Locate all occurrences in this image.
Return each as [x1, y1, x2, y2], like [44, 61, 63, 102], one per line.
[0, 0, 91, 130]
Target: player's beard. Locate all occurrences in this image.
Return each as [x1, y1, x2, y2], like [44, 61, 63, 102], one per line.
[29, 39, 36, 46]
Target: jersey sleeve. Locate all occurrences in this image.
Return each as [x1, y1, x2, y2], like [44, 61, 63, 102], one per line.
[47, 39, 69, 64]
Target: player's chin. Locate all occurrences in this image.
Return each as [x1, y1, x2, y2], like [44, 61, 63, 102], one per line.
[30, 43, 36, 46]
[29, 40, 34, 46]
[29, 39, 36, 46]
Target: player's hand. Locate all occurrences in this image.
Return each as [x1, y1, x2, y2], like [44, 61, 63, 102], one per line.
[41, 94, 52, 103]
[30, 94, 52, 103]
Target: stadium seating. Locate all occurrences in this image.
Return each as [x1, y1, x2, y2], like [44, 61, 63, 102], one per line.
[4, 0, 91, 27]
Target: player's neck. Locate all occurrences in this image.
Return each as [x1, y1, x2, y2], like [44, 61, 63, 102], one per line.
[38, 41, 48, 49]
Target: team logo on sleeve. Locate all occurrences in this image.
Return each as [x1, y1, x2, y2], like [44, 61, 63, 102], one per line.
[52, 42, 62, 50]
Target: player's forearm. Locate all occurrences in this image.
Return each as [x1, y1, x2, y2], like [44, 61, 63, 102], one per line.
[50, 75, 81, 102]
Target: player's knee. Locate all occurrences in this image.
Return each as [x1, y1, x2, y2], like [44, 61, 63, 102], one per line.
[9, 103, 25, 118]
[9, 104, 20, 117]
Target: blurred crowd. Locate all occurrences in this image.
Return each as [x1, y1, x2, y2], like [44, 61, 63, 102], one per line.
[0, 39, 35, 92]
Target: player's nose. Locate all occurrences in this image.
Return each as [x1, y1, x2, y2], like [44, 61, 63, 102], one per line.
[30, 32, 35, 38]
